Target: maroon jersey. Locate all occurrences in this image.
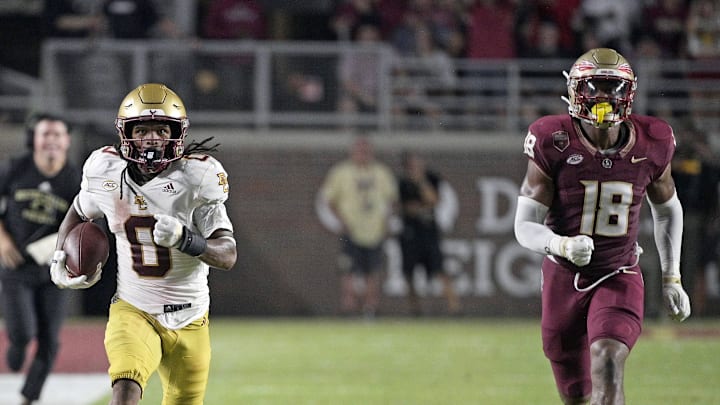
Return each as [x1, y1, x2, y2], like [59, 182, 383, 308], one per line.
[523, 114, 675, 274]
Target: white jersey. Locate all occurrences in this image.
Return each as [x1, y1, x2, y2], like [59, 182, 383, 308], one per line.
[74, 146, 233, 329]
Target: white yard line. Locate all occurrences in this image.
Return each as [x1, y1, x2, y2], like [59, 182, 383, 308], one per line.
[0, 373, 108, 405]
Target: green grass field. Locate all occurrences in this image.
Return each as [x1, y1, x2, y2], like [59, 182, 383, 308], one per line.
[92, 317, 720, 405]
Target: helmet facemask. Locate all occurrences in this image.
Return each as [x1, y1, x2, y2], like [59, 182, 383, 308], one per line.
[567, 76, 635, 129]
[117, 118, 187, 173]
[562, 48, 637, 129]
[115, 83, 189, 174]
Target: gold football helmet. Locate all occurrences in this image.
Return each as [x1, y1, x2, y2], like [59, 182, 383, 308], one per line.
[115, 83, 189, 172]
[562, 48, 637, 129]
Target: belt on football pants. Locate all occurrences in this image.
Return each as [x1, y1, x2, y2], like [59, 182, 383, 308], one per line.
[163, 303, 192, 313]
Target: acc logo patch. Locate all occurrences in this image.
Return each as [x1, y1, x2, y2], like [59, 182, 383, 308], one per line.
[552, 131, 570, 152]
[102, 180, 118, 191]
[566, 154, 583, 165]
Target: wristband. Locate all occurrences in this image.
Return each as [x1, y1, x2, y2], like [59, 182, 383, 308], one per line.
[178, 227, 207, 256]
[662, 276, 682, 285]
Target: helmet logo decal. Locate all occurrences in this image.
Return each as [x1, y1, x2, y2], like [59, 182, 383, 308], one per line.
[618, 63, 633, 75]
[552, 131, 569, 152]
[574, 60, 597, 72]
[140, 109, 167, 116]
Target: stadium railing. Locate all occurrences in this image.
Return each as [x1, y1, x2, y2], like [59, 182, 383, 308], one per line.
[0, 66, 40, 122]
[14, 39, 720, 133]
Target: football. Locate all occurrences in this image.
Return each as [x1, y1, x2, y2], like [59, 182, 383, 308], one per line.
[63, 221, 110, 278]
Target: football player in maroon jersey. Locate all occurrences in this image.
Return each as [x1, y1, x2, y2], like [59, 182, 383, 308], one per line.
[514, 48, 691, 404]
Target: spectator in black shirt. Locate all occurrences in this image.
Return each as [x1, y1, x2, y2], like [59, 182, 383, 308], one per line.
[398, 151, 460, 315]
[0, 113, 81, 405]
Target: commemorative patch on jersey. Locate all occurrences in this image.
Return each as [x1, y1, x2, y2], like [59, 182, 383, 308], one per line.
[552, 131, 569, 152]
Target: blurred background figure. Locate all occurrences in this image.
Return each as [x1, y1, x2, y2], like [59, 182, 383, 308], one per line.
[398, 151, 460, 316]
[42, 0, 104, 39]
[672, 126, 719, 317]
[0, 113, 81, 405]
[642, 0, 688, 58]
[196, 0, 267, 110]
[320, 136, 397, 318]
[572, 0, 641, 56]
[337, 23, 383, 129]
[685, 0, 720, 131]
[201, 0, 266, 40]
[102, 0, 180, 39]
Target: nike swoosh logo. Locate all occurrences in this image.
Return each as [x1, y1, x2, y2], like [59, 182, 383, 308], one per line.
[630, 156, 647, 163]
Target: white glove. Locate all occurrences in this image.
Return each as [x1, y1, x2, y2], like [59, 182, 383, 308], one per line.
[49, 250, 102, 289]
[662, 278, 691, 322]
[548, 235, 594, 267]
[153, 214, 184, 248]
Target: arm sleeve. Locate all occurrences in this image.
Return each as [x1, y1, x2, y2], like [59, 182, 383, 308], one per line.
[514, 196, 562, 256]
[648, 191, 683, 279]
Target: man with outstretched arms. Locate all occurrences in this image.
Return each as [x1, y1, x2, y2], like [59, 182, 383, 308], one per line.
[50, 83, 237, 405]
[514, 48, 690, 405]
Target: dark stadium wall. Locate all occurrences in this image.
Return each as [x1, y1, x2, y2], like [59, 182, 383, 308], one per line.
[197, 132, 696, 318]
[1, 125, 713, 317]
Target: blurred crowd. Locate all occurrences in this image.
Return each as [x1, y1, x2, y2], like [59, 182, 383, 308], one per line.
[0, 0, 717, 74]
[0, 0, 718, 143]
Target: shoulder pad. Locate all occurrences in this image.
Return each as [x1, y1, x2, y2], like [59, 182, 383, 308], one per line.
[83, 146, 123, 175]
[631, 115, 674, 141]
[182, 155, 229, 203]
[528, 115, 573, 139]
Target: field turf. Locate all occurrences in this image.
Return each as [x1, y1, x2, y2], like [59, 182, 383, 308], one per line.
[92, 317, 720, 405]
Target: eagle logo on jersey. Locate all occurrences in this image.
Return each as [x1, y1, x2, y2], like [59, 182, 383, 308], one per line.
[134, 195, 148, 210]
[552, 131, 569, 152]
[217, 173, 229, 193]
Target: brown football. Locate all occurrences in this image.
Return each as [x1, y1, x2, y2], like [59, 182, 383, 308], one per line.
[63, 221, 110, 278]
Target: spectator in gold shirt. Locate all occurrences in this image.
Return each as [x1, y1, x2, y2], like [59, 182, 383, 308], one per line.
[320, 136, 398, 317]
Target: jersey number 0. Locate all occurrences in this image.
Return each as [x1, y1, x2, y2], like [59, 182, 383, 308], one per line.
[124, 216, 172, 277]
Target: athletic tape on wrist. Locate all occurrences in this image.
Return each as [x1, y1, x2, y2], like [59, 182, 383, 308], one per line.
[662, 276, 682, 285]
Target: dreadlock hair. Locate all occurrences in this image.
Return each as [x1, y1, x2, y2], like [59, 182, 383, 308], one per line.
[115, 136, 221, 199]
[183, 136, 220, 155]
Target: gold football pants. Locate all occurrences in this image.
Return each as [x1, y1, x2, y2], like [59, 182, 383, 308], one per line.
[105, 298, 211, 404]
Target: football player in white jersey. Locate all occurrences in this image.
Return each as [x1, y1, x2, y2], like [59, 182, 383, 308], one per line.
[50, 83, 237, 405]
